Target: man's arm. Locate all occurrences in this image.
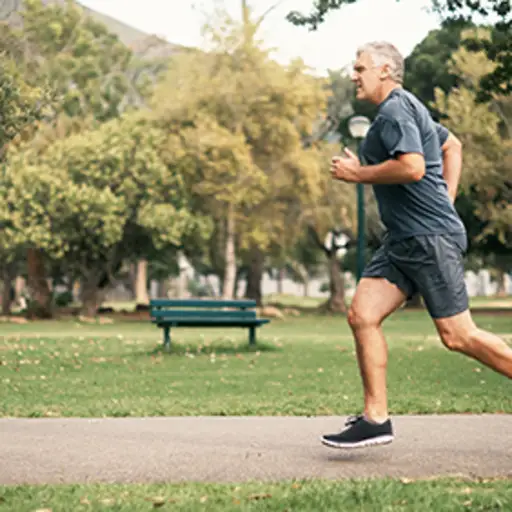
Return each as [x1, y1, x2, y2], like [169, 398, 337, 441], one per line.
[360, 132, 463, 192]
[441, 132, 462, 203]
[331, 149, 425, 184]
[336, 114, 426, 184]
[355, 152, 425, 184]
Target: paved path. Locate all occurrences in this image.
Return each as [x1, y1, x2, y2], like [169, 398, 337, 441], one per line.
[1, 415, 511, 485]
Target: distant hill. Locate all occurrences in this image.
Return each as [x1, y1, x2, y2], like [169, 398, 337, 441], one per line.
[0, 0, 185, 58]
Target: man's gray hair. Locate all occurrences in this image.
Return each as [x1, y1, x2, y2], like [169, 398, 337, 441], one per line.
[357, 41, 404, 84]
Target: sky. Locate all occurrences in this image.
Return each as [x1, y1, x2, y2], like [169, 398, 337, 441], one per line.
[79, 0, 442, 75]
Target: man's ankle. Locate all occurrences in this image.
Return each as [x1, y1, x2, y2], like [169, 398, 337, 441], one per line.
[364, 412, 389, 425]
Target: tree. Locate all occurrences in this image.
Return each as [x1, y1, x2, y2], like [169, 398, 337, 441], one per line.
[286, 0, 511, 98]
[3, 113, 206, 316]
[432, 31, 511, 291]
[298, 141, 358, 313]
[0, 54, 52, 315]
[152, 6, 328, 303]
[403, 18, 473, 118]
[0, 0, 149, 316]
[12, 0, 133, 121]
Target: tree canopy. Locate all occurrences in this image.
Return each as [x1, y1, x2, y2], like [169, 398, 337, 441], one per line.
[286, 0, 511, 98]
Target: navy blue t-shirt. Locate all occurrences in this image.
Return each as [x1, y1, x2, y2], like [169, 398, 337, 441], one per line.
[360, 88, 466, 241]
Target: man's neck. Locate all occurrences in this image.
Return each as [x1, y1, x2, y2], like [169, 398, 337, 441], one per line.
[376, 83, 402, 105]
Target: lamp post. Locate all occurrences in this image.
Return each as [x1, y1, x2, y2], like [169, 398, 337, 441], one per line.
[348, 115, 371, 282]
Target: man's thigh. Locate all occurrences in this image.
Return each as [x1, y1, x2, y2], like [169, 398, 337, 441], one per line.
[362, 244, 416, 300]
[388, 234, 469, 319]
[350, 277, 408, 325]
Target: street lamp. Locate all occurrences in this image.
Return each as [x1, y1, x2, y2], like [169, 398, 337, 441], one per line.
[348, 115, 371, 282]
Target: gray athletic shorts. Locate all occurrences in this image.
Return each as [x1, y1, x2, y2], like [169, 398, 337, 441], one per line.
[362, 233, 469, 319]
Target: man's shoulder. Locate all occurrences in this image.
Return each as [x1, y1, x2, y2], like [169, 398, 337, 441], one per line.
[379, 88, 429, 121]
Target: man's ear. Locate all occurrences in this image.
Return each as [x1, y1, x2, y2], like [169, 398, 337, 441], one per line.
[379, 64, 391, 80]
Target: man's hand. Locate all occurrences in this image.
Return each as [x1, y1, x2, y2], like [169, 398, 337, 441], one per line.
[330, 148, 361, 182]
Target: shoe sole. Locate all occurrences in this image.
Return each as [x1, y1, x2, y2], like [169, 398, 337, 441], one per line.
[320, 434, 394, 449]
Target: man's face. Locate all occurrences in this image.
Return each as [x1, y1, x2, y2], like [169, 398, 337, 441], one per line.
[351, 52, 385, 104]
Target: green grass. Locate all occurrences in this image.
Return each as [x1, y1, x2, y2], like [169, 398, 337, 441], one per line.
[264, 293, 511, 310]
[264, 293, 325, 308]
[1, 311, 511, 418]
[1, 477, 511, 511]
[1, 311, 511, 509]
[68, 294, 512, 313]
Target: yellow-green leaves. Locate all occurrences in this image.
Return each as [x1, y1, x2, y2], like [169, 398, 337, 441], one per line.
[433, 30, 512, 247]
[0, 56, 51, 152]
[180, 116, 268, 207]
[151, 10, 330, 258]
[1, 112, 198, 259]
[17, 0, 133, 121]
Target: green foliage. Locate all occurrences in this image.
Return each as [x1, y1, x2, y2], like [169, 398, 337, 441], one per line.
[1, 113, 207, 300]
[0, 54, 51, 155]
[287, 0, 511, 98]
[433, 33, 511, 253]
[0, 0, 184, 315]
[15, 0, 133, 121]
[403, 18, 473, 118]
[0, 50, 59, 260]
[433, 0, 512, 99]
[151, 7, 331, 286]
[0, 159, 125, 258]
[286, 0, 358, 29]
[54, 290, 73, 307]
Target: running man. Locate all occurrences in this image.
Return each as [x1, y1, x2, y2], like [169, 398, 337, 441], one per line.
[322, 41, 512, 449]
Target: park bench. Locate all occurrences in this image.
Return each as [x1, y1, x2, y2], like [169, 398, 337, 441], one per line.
[149, 298, 270, 348]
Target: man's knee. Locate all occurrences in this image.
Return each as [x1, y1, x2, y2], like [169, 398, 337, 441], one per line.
[347, 305, 381, 331]
[436, 318, 477, 352]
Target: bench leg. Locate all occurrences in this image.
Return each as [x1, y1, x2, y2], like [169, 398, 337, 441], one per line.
[249, 326, 256, 346]
[163, 327, 171, 350]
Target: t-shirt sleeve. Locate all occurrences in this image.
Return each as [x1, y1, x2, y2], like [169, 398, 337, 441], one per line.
[434, 122, 449, 146]
[378, 115, 424, 158]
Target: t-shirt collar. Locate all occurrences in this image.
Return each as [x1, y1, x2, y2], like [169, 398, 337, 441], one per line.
[379, 87, 401, 110]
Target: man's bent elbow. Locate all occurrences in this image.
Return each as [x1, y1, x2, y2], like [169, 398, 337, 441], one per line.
[444, 133, 462, 152]
[397, 153, 426, 182]
[410, 165, 426, 182]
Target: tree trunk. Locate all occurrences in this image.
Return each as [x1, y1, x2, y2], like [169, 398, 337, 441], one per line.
[80, 277, 105, 317]
[14, 276, 25, 305]
[135, 259, 149, 304]
[158, 278, 170, 298]
[277, 267, 284, 294]
[245, 246, 264, 306]
[1, 266, 14, 316]
[26, 248, 53, 318]
[323, 250, 346, 313]
[294, 263, 309, 298]
[222, 205, 236, 299]
[128, 263, 137, 299]
[303, 275, 310, 297]
[496, 269, 507, 297]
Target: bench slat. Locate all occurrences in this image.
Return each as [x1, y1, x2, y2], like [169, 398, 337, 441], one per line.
[150, 299, 257, 309]
[151, 309, 256, 319]
[155, 318, 269, 326]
